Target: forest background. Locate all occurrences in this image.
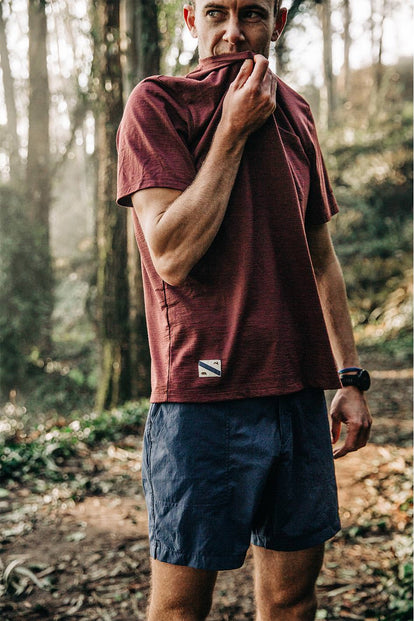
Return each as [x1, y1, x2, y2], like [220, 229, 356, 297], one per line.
[0, 0, 412, 619]
[0, 0, 412, 413]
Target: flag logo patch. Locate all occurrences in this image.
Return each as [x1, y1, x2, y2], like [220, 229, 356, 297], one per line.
[198, 360, 222, 378]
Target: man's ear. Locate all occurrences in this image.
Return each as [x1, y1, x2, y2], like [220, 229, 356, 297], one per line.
[271, 7, 287, 42]
[184, 4, 198, 39]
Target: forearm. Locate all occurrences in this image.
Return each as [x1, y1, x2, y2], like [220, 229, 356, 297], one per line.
[314, 253, 359, 370]
[148, 126, 247, 286]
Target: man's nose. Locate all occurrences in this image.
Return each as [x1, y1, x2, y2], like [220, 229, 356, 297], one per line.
[223, 17, 245, 45]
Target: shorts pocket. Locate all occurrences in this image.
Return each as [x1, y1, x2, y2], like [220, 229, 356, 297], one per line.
[148, 402, 231, 507]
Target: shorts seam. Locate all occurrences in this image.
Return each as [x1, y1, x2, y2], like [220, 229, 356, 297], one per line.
[146, 406, 157, 545]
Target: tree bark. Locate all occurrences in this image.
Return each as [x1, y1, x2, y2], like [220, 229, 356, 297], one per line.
[27, 0, 50, 229]
[26, 0, 53, 351]
[93, 0, 131, 411]
[119, 0, 160, 399]
[0, 1, 20, 182]
[122, 0, 160, 92]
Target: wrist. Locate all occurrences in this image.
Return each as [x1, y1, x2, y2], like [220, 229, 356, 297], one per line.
[338, 367, 371, 391]
[216, 121, 249, 152]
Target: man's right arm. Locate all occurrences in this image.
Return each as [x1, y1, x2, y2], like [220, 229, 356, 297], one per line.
[132, 55, 276, 286]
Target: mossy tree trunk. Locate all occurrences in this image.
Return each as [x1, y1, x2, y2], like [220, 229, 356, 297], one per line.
[93, 0, 131, 411]
[120, 0, 160, 399]
[27, 0, 54, 353]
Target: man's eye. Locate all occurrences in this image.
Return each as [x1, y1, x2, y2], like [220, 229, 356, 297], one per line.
[206, 9, 224, 18]
[243, 10, 264, 21]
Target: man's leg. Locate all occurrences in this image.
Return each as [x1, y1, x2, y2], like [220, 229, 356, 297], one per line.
[148, 559, 218, 621]
[253, 544, 325, 621]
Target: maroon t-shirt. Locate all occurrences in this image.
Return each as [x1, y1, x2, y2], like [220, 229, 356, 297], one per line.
[117, 51, 342, 402]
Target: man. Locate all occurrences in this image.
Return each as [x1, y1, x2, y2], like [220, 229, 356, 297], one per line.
[117, 1, 372, 619]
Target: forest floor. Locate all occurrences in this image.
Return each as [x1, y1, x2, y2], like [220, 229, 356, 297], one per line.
[0, 352, 412, 620]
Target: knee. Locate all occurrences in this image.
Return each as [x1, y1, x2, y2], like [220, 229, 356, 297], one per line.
[148, 592, 213, 621]
[258, 588, 318, 620]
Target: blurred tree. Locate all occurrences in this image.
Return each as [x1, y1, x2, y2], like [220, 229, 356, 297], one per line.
[93, 0, 131, 411]
[367, 0, 402, 117]
[27, 0, 54, 351]
[120, 0, 160, 399]
[318, 0, 337, 128]
[369, 0, 386, 93]
[0, 0, 21, 182]
[342, 0, 352, 100]
[121, 0, 160, 91]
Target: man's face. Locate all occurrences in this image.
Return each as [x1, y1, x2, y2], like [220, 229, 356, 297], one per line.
[184, 0, 287, 59]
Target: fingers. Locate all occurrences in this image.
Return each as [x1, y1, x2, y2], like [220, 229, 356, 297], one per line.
[233, 55, 275, 92]
[232, 58, 254, 89]
[247, 54, 270, 85]
[330, 389, 372, 460]
[332, 414, 372, 459]
[223, 55, 276, 137]
[250, 56, 276, 106]
[333, 425, 368, 459]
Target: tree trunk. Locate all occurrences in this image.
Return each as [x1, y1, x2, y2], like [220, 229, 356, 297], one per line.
[320, 0, 337, 129]
[368, 0, 387, 116]
[119, 0, 160, 399]
[26, 0, 53, 351]
[93, 0, 131, 411]
[342, 0, 351, 100]
[27, 0, 50, 229]
[0, 1, 20, 182]
[122, 0, 160, 92]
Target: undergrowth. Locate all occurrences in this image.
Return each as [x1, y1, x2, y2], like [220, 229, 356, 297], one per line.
[0, 400, 149, 486]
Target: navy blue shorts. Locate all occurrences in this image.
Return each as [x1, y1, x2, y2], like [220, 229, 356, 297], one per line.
[141, 389, 340, 571]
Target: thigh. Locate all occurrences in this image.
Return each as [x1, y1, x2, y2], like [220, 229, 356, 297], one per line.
[251, 388, 340, 552]
[142, 401, 251, 570]
[149, 559, 217, 620]
[252, 544, 324, 605]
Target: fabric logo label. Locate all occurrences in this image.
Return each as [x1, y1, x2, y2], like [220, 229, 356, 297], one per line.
[198, 360, 222, 378]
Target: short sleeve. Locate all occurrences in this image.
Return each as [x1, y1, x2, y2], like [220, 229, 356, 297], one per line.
[303, 108, 339, 225]
[116, 78, 196, 207]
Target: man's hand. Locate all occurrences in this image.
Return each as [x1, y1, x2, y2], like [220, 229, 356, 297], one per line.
[220, 55, 276, 138]
[330, 388, 372, 459]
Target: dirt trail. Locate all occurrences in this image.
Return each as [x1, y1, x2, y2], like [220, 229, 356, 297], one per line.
[0, 366, 412, 620]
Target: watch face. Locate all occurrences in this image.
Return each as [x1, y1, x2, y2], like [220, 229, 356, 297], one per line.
[340, 369, 371, 391]
[358, 369, 371, 391]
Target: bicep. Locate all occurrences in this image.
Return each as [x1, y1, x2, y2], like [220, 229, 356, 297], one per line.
[132, 187, 182, 249]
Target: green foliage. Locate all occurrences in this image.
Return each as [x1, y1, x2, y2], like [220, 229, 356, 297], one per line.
[0, 185, 54, 397]
[0, 400, 148, 485]
[377, 559, 413, 620]
[20, 349, 97, 415]
[325, 93, 413, 352]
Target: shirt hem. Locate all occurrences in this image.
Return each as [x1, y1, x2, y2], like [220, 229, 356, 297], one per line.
[150, 378, 342, 403]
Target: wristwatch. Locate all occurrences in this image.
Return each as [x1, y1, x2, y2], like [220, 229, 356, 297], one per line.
[339, 367, 371, 391]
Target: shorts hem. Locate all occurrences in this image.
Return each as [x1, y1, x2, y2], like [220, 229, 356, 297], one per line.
[150, 540, 247, 571]
[251, 521, 341, 552]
